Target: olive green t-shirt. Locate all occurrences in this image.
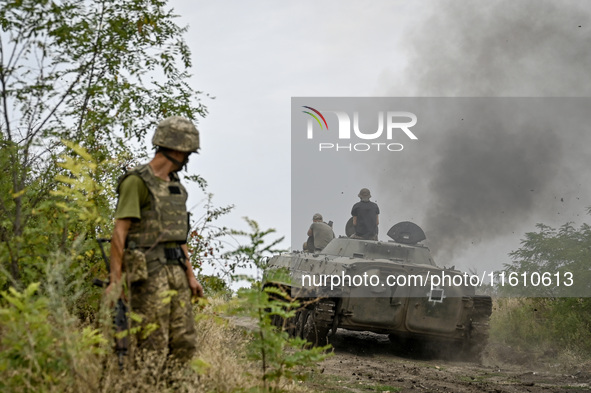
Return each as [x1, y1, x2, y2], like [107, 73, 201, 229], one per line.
[114, 175, 150, 220]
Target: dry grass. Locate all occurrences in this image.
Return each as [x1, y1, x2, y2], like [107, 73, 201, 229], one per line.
[192, 296, 260, 392]
[191, 296, 311, 393]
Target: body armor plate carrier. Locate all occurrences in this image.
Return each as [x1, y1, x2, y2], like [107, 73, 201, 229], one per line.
[118, 164, 190, 248]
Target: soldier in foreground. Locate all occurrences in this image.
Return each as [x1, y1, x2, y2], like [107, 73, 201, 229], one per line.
[305, 213, 335, 252]
[105, 116, 203, 375]
[350, 188, 380, 240]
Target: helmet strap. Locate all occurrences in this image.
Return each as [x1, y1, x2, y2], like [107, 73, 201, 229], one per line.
[161, 150, 189, 172]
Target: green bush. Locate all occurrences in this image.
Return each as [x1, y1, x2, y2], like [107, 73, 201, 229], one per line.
[491, 297, 591, 358]
[0, 283, 106, 393]
[199, 274, 233, 299]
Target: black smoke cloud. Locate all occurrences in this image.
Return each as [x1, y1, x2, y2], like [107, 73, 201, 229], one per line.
[422, 119, 562, 261]
[395, 0, 591, 97]
[378, 0, 591, 264]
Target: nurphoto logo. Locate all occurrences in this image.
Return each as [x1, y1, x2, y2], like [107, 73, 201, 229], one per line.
[302, 106, 418, 152]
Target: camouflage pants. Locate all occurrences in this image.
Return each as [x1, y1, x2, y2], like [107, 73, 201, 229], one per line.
[130, 264, 197, 363]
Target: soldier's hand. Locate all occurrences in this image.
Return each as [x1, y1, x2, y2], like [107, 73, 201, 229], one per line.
[188, 275, 204, 298]
[105, 281, 126, 307]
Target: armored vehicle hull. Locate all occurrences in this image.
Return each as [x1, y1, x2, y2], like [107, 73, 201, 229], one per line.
[265, 222, 492, 360]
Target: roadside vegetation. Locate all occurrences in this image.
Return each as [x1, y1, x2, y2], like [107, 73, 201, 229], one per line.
[0, 1, 328, 392]
[487, 220, 591, 370]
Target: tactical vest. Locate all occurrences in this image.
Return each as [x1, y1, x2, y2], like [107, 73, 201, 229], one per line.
[117, 164, 189, 248]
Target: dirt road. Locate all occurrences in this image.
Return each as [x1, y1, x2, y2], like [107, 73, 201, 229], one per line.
[306, 329, 591, 393]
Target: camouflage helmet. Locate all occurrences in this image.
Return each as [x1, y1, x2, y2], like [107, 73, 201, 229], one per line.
[358, 188, 371, 199]
[152, 116, 200, 153]
[313, 213, 323, 221]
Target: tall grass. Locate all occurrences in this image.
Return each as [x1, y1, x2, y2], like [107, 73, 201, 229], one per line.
[192, 296, 259, 392]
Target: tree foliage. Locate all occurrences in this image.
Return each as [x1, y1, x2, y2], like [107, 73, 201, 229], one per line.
[0, 2, 316, 391]
[224, 217, 287, 281]
[186, 193, 235, 278]
[0, 0, 206, 287]
[494, 218, 591, 356]
[504, 222, 591, 297]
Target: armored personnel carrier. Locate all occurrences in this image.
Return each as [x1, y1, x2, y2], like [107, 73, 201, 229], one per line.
[265, 221, 492, 360]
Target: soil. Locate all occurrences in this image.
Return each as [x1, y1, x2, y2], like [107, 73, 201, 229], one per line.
[307, 329, 591, 393]
[228, 316, 591, 392]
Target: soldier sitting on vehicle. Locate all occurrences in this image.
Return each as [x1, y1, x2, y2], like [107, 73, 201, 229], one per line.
[304, 213, 335, 252]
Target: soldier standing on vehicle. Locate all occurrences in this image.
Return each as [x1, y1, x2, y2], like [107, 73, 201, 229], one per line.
[350, 188, 380, 240]
[306, 213, 335, 252]
[105, 116, 203, 372]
